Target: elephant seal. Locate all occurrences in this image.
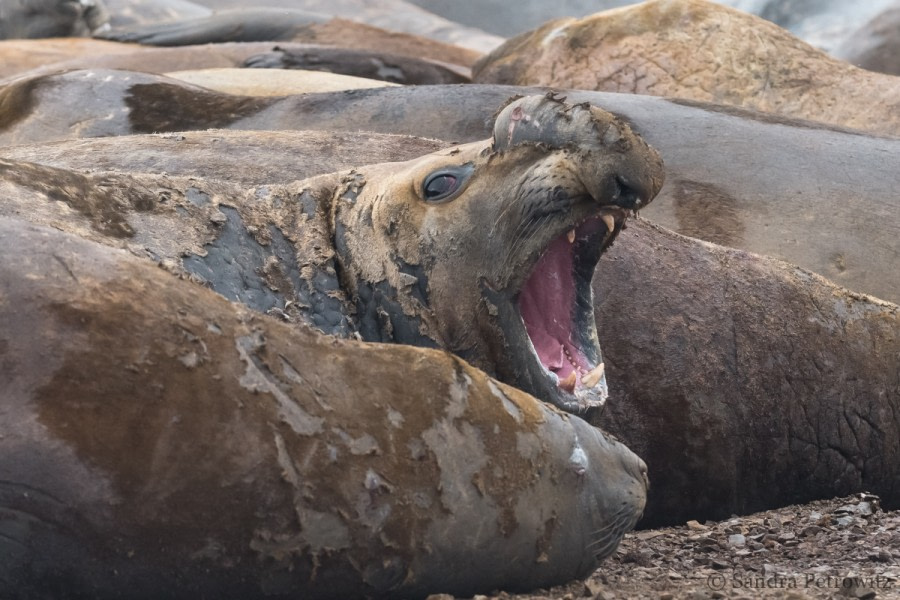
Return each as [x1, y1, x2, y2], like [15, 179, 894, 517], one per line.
[96, 7, 502, 58]
[5, 75, 897, 304]
[163, 68, 397, 95]
[0, 41, 468, 85]
[594, 219, 900, 525]
[407, 0, 894, 51]
[170, 0, 505, 52]
[472, 0, 900, 136]
[0, 0, 109, 39]
[0, 129, 452, 184]
[98, 14, 482, 66]
[0, 94, 666, 414]
[0, 38, 137, 80]
[0, 216, 648, 598]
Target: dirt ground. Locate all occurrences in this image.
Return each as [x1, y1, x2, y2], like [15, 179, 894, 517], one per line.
[427, 494, 900, 600]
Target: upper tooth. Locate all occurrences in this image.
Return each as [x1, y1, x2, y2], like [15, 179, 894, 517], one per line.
[567, 229, 576, 244]
[581, 363, 605, 388]
[601, 214, 616, 232]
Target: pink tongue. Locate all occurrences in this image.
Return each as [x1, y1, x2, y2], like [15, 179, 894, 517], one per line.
[518, 235, 576, 374]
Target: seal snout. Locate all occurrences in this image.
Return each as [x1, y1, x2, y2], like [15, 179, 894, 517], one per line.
[492, 94, 663, 211]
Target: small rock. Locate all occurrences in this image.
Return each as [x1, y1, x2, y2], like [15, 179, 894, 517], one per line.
[801, 525, 824, 537]
[728, 534, 746, 547]
[584, 580, 603, 598]
[687, 519, 707, 530]
[835, 516, 855, 527]
[425, 595, 454, 600]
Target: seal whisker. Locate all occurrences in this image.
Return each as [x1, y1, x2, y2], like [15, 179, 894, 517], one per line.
[504, 213, 549, 274]
[500, 214, 536, 273]
[585, 506, 632, 543]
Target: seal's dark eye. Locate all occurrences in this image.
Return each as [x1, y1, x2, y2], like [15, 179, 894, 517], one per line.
[421, 164, 473, 203]
[425, 174, 457, 199]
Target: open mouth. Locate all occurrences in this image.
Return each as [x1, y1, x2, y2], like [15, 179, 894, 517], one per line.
[516, 208, 624, 413]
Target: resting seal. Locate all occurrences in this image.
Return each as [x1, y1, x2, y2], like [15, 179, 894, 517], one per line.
[0, 217, 647, 598]
[127, 0, 505, 52]
[472, 0, 900, 136]
[96, 10, 487, 64]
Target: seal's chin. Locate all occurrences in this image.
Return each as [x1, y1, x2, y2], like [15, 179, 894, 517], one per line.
[516, 209, 623, 413]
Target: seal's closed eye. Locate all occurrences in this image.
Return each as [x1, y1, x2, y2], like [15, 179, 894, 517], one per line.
[421, 164, 473, 203]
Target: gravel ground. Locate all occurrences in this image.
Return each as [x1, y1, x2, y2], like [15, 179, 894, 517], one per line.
[428, 494, 900, 600]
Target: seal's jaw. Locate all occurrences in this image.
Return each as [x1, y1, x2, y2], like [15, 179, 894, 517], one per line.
[513, 209, 624, 413]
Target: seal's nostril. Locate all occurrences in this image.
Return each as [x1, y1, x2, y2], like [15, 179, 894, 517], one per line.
[614, 175, 641, 209]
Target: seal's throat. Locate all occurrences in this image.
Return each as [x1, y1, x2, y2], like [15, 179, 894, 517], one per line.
[518, 212, 617, 409]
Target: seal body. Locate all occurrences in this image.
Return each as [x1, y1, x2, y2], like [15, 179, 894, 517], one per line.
[0, 41, 467, 84]
[594, 219, 900, 525]
[0, 217, 647, 598]
[472, 0, 900, 136]
[137, 0, 505, 52]
[0, 129, 453, 184]
[96, 9, 490, 62]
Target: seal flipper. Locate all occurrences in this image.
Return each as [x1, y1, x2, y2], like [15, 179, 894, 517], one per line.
[95, 8, 329, 46]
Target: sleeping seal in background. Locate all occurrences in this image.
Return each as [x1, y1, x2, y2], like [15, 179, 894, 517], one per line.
[472, 0, 900, 136]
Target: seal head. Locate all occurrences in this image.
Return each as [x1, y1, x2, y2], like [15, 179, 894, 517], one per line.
[332, 94, 664, 413]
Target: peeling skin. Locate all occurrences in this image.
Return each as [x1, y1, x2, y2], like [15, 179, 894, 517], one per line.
[472, 0, 900, 136]
[0, 218, 647, 598]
